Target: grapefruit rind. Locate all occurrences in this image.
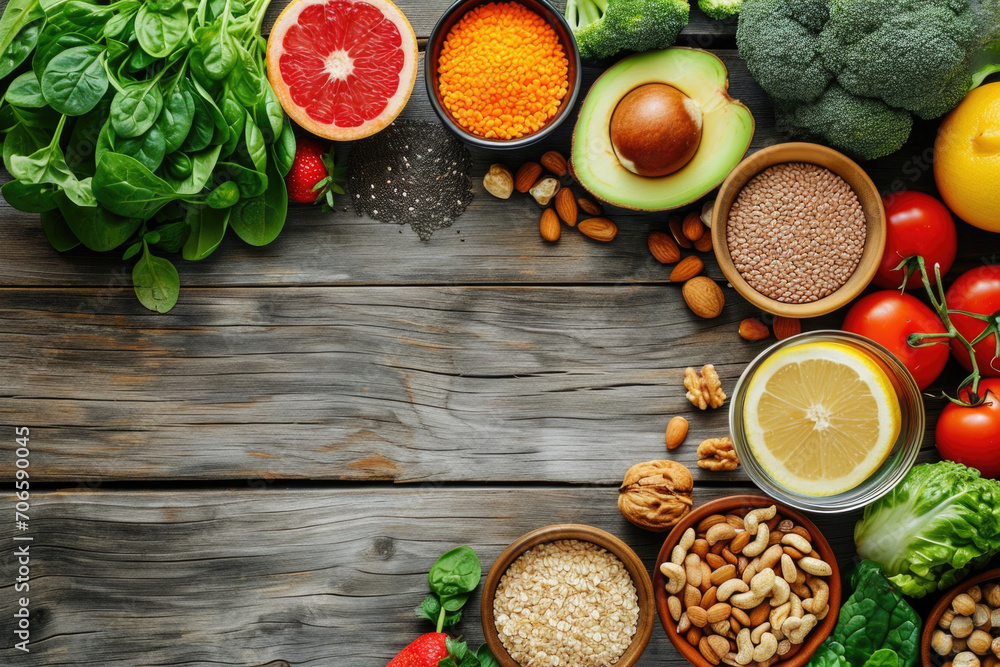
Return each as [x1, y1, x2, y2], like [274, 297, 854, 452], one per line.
[266, 0, 418, 141]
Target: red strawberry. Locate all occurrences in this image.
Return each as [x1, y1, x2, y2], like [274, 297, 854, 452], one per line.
[386, 632, 449, 667]
[285, 137, 346, 211]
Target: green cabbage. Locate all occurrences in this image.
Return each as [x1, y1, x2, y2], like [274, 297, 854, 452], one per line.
[855, 461, 1000, 598]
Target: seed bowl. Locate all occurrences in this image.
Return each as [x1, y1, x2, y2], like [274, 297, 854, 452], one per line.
[711, 142, 886, 319]
[655, 496, 842, 667]
[481, 524, 654, 667]
[425, 0, 582, 150]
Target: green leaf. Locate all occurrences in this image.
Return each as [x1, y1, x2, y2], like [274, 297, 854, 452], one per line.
[2, 122, 47, 174]
[41, 44, 108, 116]
[166, 144, 220, 195]
[216, 161, 266, 197]
[9, 134, 98, 207]
[151, 219, 190, 252]
[863, 650, 901, 667]
[253, 78, 284, 141]
[161, 84, 195, 153]
[181, 203, 228, 260]
[57, 193, 141, 251]
[111, 81, 164, 139]
[116, 123, 167, 172]
[5, 71, 45, 108]
[219, 93, 244, 158]
[94, 118, 113, 165]
[41, 207, 81, 251]
[1, 180, 58, 212]
[441, 593, 470, 612]
[132, 243, 179, 312]
[196, 18, 236, 79]
[228, 42, 263, 107]
[475, 645, 500, 667]
[64, 1, 115, 27]
[228, 147, 289, 247]
[179, 87, 214, 153]
[32, 31, 92, 80]
[103, 2, 138, 39]
[273, 117, 295, 178]
[0, 0, 44, 79]
[415, 594, 441, 623]
[428, 547, 482, 600]
[190, 78, 228, 141]
[808, 641, 849, 667]
[243, 110, 266, 172]
[206, 180, 239, 208]
[65, 99, 112, 174]
[122, 241, 141, 259]
[92, 152, 182, 219]
[134, 3, 187, 58]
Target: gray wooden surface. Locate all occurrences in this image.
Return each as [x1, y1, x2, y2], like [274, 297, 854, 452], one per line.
[0, 0, 981, 663]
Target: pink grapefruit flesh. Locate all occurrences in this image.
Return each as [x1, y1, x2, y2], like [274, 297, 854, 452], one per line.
[266, 0, 417, 141]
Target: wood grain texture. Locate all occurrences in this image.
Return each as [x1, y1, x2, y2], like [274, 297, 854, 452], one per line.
[0, 486, 860, 666]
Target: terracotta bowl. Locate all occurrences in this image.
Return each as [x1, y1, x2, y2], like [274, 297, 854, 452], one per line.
[654, 495, 842, 667]
[711, 142, 886, 319]
[481, 524, 654, 667]
[425, 0, 582, 150]
[920, 567, 1000, 666]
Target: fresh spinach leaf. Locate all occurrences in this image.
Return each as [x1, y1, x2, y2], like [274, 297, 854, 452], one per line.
[0, 0, 44, 79]
[190, 78, 228, 141]
[65, 99, 111, 174]
[116, 123, 166, 171]
[161, 83, 195, 153]
[166, 144, 220, 194]
[1, 179, 58, 212]
[219, 92, 244, 158]
[102, 2, 138, 39]
[57, 193, 141, 251]
[196, 15, 236, 80]
[206, 180, 238, 208]
[216, 161, 266, 197]
[428, 546, 482, 600]
[41, 44, 108, 116]
[63, 1, 115, 27]
[40, 207, 80, 251]
[122, 241, 141, 259]
[243, 110, 266, 172]
[863, 650, 900, 667]
[179, 86, 213, 152]
[165, 151, 192, 180]
[94, 118, 113, 165]
[5, 72, 45, 108]
[32, 31, 92, 80]
[2, 122, 47, 173]
[181, 203, 228, 260]
[475, 645, 499, 667]
[134, 3, 187, 58]
[132, 242, 179, 312]
[253, 77, 283, 141]
[92, 151, 183, 218]
[111, 81, 164, 139]
[228, 42, 262, 107]
[152, 219, 191, 253]
[9, 124, 97, 207]
[273, 117, 295, 178]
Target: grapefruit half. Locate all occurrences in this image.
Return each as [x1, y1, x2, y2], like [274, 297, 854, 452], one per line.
[266, 0, 418, 141]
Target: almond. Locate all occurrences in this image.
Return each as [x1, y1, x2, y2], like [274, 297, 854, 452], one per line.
[739, 318, 770, 341]
[693, 232, 713, 252]
[665, 416, 689, 450]
[578, 197, 603, 216]
[554, 187, 577, 226]
[514, 162, 542, 193]
[773, 316, 802, 340]
[649, 231, 681, 264]
[683, 277, 725, 319]
[669, 215, 693, 249]
[539, 208, 560, 242]
[578, 217, 617, 242]
[540, 150, 568, 177]
[683, 210, 704, 242]
[670, 256, 704, 282]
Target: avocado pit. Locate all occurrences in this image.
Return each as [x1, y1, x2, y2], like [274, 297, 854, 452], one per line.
[609, 84, 703, 178]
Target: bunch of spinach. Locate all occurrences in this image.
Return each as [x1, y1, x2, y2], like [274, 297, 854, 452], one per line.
[0, 0, 295, 312]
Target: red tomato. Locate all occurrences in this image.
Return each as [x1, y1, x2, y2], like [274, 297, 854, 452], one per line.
[936, 378, 1000, 478]
[875, 191, 957, 289]
[842, 291, 949, 390]
[946, 265, 1000, 377]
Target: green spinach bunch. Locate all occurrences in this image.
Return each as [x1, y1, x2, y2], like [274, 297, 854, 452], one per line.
[0, 0, 295, 311]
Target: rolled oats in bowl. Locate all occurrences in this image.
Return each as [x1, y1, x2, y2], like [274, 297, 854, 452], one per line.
[493, 539, 639, 666]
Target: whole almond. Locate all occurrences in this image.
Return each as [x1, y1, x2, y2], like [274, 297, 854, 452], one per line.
[578, 217, 617, 242]
[683, 210, 704, 242]
[666, 416, 689, 450]
[539, 208, 560, 242]
[669, 215, 693, 249]
[773, 316, 802, 340]
[578, 197, 603, 216]
[514, 162, 542, 193]
[649, 231, 681, 264]
[554, 187, 578, 226]
[693, 232, 714, 252]
[683, 277, 725, 319]
[739, 318, 770, 341]
[540, 150, 568, 177]
[671, 256, 704, 282]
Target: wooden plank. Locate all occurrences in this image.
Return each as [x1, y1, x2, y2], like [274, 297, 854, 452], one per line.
[0, 285, 944, 483]
[0, 486, 858, 666]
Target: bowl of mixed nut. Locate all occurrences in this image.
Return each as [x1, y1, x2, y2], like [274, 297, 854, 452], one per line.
[654, 496, 842, 667]
[923, 568, 1000, 667]
[481, 523, 654, 667]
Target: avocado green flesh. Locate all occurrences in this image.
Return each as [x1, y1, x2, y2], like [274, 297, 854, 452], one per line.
[572, 48, 755, 211]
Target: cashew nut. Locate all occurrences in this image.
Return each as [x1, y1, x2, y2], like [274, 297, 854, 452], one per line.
[754, 632, 779, 662]
[660, 562, 686, 594]
[750, 622, 771, 644]
[782, 614, 817, 644]
[706, 522, 738, 545]
[741, 563, 758, 585]
[730, 591, 766, 610]
[790, 592, 804, 619]
[668, 594, 683, 621]
[780, 554, 797, 583]
[671, 545, 687, 566]
[781, 533, 812, 553]
[750, 568, 776, 597]
[680, 526, 697, 551]
[743, 524, 769, 558]
[735, 628, 754, 665]
[770, 601, 791, 630]
[686, 553, 703, 588]
[770, 576, 790, 606]
[717, 578, 749, 602]
[744, 505, 776, 536]
[798, 556, 832, 577]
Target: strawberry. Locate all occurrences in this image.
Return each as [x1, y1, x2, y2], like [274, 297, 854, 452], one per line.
[386, 632, 449, 667]
[284, 137, 346, 211]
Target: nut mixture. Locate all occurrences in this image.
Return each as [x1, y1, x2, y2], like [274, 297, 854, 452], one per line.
[494, 539, 639, 666]
[931, 580, 1000, 667]
[726, 163, 866, 304]
[660, 505, 833, 666]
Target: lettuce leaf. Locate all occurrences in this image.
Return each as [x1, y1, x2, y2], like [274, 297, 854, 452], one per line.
[855, 461, 1000, 598]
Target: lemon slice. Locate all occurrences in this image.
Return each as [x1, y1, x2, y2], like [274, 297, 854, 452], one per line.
[743, 342, 901, 496]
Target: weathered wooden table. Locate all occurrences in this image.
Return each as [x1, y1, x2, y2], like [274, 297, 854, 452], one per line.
[1, 2, 992, 664]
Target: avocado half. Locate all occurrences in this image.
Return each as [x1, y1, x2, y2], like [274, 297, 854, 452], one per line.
[571, 48, 755, 211]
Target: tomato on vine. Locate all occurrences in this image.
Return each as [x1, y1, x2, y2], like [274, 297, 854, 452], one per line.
[876, 192, 957, 289]
[945, 266, 1000, 378]
[936, 378, 1000, 478]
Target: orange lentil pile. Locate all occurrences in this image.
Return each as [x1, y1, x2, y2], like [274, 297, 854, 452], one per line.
[438, 2, 569, 140]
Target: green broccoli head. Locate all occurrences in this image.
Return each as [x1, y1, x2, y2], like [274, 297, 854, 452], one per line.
[698, 0, 742, 19]
[566, 0, 690, 62]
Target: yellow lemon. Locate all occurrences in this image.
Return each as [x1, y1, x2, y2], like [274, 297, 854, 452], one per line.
[743, 342, 901, 496]
[935, 82, 1000, 232]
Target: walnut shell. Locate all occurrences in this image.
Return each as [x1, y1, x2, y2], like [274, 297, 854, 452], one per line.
[618, 460, 694, 532]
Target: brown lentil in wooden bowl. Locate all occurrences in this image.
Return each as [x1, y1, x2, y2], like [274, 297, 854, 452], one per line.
[711, 143, 886, 319]
[654, 496, 841, 667]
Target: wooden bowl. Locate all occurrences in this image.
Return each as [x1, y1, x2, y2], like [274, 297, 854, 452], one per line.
[654, 495, 842, 667]
[920, 567, 1000, 666]
[711, 142, 886, 319]
[481, 524, 654, 667]
[424, 0, 582, 150]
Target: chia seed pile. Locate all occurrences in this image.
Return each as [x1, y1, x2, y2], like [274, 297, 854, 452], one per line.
[726, 162, 867, 304]
[347, 120, 474, 240]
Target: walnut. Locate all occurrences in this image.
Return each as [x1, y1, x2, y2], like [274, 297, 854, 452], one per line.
[618, 460, 694, 532]
[685, 365, 727, 410]
[697, 437, 740, 471]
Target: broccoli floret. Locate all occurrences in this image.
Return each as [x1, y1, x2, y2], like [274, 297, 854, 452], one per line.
[565, 0, 690, 62]
[698, 0, 741, 19]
